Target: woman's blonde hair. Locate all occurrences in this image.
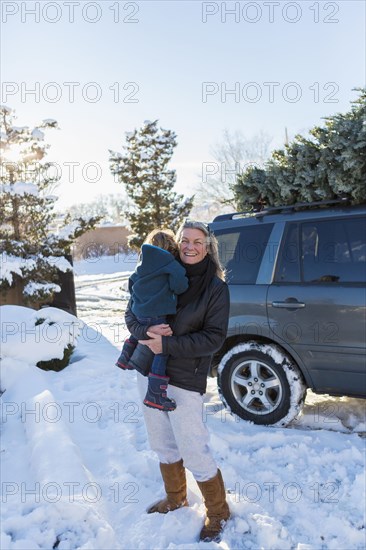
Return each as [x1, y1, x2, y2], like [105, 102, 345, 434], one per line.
[144, 228, 178, 256]
[175, 220, 225, 280]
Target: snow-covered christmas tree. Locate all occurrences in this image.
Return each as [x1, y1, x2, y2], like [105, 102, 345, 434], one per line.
[233, 88, 366, 210]
[0, 105, 99, 306]
[109, 120, 193, 248]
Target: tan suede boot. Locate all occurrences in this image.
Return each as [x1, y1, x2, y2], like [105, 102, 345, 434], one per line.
[197, 469, 230, 542]
[147, 459, 188, 514]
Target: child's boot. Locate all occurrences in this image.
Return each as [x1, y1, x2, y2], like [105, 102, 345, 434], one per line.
[143, 374, 176, 411]
[115, 338, 136, 370]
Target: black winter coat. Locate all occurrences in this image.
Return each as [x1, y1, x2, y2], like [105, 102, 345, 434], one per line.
[125, 275, 230, 394]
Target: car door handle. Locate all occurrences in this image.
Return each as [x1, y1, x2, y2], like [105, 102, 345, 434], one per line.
[272, 300, 306, 309]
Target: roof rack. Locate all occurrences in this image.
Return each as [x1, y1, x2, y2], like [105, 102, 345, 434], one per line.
[212, 198, 351, 222]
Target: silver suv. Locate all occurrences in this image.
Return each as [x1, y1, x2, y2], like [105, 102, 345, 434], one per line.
[209, 200, 366, 426]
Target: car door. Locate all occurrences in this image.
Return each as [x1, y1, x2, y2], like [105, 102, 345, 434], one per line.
[267, 214, 366, 397]
[212, 221, 275, 340]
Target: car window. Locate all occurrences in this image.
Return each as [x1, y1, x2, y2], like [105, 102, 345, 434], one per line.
[275, 217, 366, 283]
[301, 217, 366, 283]
[275, 216, 366, 284]
[214, 224, 274, 284]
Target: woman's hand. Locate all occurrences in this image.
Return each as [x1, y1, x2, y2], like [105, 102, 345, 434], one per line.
[147, 324, 172, 336]
[139, 332, 163, 354]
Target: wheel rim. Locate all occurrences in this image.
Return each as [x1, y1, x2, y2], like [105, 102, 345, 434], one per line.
[230, 359, 283, 415]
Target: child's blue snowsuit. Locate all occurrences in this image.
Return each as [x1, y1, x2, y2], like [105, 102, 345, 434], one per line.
[116, 244, 188, 375]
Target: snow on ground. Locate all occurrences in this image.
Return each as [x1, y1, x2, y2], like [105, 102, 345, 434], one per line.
[0, 255, 365, 549]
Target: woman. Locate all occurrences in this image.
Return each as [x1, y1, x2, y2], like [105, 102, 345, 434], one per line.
[125, 220, 230, 543]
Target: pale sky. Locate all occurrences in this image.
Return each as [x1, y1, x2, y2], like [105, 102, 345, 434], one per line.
[1, 0, 365, 209]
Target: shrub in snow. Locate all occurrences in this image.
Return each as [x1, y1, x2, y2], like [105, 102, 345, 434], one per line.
[0, 305, 80, 377]
[36, 344, 74, 371]
[0, 105, 100, 305]
[34, 317, 75, 372]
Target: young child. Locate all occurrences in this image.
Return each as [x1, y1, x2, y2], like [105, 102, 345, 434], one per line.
[116, 229, 188, 412]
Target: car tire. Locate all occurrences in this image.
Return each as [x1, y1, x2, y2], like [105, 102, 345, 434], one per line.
[217, 341, 307, 426]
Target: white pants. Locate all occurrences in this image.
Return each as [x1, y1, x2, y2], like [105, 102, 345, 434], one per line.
[137, 373, 218, 482]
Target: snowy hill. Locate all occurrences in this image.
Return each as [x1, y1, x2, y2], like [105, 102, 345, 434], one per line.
[1, 256, 365, 549]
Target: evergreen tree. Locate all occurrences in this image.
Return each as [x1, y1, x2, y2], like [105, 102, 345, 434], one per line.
[0, 105, 99, 305]
[109, 120, 193, 248]
[233, 89, 366, 210]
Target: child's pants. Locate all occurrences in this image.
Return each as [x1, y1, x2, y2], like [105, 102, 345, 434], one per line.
[136, 316, 168, 376]
[119, 316, 168, 375]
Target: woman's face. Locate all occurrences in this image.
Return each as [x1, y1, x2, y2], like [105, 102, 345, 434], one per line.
[179, 228, 208, 265]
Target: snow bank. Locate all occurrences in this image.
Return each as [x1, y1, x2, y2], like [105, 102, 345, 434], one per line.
[0, 306, 80, 371]
[0, 307, 120, 549]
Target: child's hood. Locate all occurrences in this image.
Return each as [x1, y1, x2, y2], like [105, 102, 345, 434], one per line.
[135, 244, 176, 276]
